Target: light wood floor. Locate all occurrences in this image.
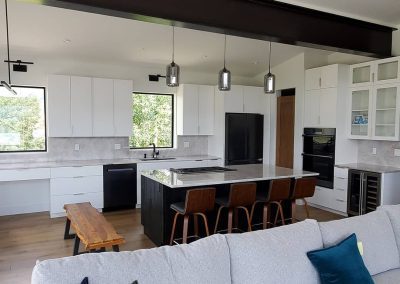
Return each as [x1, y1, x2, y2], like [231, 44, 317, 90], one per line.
[0, 206, 341, 284]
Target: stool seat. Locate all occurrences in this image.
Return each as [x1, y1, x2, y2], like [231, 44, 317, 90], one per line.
[170, 202, 185, 214]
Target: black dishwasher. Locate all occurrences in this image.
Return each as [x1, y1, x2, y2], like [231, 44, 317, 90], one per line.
[103, 164, 137, 212]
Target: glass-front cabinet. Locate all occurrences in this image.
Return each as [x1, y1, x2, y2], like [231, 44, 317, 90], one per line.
[351, 57, 400, 87]
[350, 87, 372, 138]
[372, 84, 400, 140]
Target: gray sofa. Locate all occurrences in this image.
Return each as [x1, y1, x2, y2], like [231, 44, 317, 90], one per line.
[32, 205, 400, 284]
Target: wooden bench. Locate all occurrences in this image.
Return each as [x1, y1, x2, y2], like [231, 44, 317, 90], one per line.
[63, 202, 125, 255]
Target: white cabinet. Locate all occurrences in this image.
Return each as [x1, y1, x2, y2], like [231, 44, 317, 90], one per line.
[114, 80, 133, 137]
[224, 85, 265, 114]
[305, 64, 338, 91]
[331, 167, 348, 214]
[349, 87, 373, 139]
[70, 76, 93, 137]
[304, 65, 338, 128]
[351, 57, 400, 87]
[177, 84, 214, 135]
[50, 165, 103, 217]
[48, 75, 71, 137]
[92, 78, 114, 137]
[48, 75, 133, 138]
[306, 186, 333, 209]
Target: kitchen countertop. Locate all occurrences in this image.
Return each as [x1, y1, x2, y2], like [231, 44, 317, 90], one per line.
[0, 155, 221, 170]
[335, 163, 400, 174]
[141, 164, 319, 188]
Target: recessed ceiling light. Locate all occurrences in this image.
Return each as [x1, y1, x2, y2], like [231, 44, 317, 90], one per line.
[202, 55, 208, 60]
[63, 39, 72, 44]
[253, 61, 259, 65]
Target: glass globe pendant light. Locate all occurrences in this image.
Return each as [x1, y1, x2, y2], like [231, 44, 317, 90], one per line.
[264, 41, 275, 94]
[166, 26, 180, 87]
[218, 35, 231, 91]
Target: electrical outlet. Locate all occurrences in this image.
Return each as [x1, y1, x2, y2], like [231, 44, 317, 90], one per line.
[114, 144, 121, 150]
[184, 141, 190, 148]
[372, 147, 376, 155]
[395, 149, 400, 157]
[74, 144, 80, 151]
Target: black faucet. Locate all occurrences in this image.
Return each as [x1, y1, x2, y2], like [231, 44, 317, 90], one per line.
[150, 143, 159, 158]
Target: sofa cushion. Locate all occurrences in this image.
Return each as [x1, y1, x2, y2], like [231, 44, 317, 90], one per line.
[226, 219, 323, 284]
[378, 205, 400, 255]
[32, 234, 231, 284]
[307, 233, 373, 284]
[318, 210, 400, 276]
[373, 268, 400, 284]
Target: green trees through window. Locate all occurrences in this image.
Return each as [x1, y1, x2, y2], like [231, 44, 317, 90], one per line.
[0, 86, 46, 152]
[130, 93, 174, 148]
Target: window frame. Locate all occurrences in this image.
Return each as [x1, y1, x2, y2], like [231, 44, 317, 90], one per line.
[0, 85, 47, 153]
[130, 92, 175, 150]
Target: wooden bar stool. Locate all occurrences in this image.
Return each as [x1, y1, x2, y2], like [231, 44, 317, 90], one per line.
[291, 177, 317, 221]
[170, 187, 216, 245]
[250, 178, 292, 230]
[214, 182, 257, 234]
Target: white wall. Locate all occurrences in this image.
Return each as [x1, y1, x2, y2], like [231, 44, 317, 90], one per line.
[255, 53, 306, 170]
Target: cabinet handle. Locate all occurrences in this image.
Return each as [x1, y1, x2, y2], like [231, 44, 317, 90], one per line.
[372, 72, 375, 82]
[335, 176, 346, 180]
[73, 193, 85, 196]
[73, 176, 85, 178]
[319, 77, 322, 87]
[335, 198, 345, 202]
[335, 188, 345, 192]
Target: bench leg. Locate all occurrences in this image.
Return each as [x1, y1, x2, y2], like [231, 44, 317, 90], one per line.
[73, 235, 80, 256]
[112, 245, 120, 252]
[64, 218, 76, 240]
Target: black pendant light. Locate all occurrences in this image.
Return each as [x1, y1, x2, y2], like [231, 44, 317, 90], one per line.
[1, 0, 17, 95]
[218, 35, 231, 91]
[166, 26, 180, 87]
[264, 41, 275, 94]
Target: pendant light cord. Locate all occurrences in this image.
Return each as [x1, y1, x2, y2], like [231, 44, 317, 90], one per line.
[268, 41, 272, 73]
[5, 0, 11, 85]
[172, 26, 175, 63]
[223, 35, 227, 69]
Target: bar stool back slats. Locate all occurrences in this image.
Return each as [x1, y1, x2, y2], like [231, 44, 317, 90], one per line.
[185, 188, 216, 214]
[291, 177, 317, 220]
[268, 178, 292, 201]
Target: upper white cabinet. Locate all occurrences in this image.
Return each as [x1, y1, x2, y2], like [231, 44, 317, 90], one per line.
[113, 80, 133, 137]
[305, 64, 338, 91]
[92, 78, 114, 137]
[351, 56, 400, 87]
[223, 85, 265, 114]
[177, 84, 214, 136]
[48, 75, 71, 137]
[48, 75, 133, 137]
[304, 64, 340, 128]
[349, 57, 400, 141]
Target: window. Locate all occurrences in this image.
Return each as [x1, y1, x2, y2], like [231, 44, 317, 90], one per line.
[130, 92, 174, 149]
[0, 86, 46, 152]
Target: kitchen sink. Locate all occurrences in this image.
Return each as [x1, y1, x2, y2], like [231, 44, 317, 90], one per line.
[139, 157, 177, 161]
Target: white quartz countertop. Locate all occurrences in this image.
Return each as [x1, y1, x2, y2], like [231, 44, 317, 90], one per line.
[0, 155, 221, 170]
[141, 164, 319, 188]
[335, 163, 400, 174]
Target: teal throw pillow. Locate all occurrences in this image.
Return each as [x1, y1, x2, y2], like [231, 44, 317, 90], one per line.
[307, 233, 374, 284]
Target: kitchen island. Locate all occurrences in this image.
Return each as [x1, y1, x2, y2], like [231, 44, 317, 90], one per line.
[141, 164, 318, 246]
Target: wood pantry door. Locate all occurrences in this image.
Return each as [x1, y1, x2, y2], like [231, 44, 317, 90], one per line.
[276, 94, 295, 168]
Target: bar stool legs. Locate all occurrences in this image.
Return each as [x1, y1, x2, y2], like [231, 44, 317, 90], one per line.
[214, 206, 252, 234]
[170, 212, 212, 245]
[170, 212, 180, 245]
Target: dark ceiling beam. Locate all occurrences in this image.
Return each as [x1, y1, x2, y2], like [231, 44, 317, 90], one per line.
[31, 0, 395, 57]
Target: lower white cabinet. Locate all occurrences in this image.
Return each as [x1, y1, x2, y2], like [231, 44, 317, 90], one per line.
[50, 166, 103, 217]
[307, 186, 333, 209]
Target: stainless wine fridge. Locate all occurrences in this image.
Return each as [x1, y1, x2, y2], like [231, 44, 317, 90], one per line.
[347, 170, 381, 216]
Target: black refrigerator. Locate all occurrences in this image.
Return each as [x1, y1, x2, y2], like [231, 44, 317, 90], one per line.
[225, 113, 264, 165]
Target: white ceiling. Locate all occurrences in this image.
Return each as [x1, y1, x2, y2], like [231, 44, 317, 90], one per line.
[0, 1, 333, 78]
[277, 0, 400, 27]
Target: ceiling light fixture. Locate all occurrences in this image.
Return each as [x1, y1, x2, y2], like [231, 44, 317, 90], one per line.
[264, 41, 275, 94]
[166, 26, 180, 87]
[218, 35, 231, 91]
[1, 0, 16, 95]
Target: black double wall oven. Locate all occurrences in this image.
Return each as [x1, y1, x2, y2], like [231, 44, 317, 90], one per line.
[302, 128, 336, 188]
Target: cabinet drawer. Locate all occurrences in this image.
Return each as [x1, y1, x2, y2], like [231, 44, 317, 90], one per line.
[0, 168, 50, 182]
[331, 197, 347, 213]
[51, 176, 103, 196]
[333, 187, 347, 200]
[50, 166, 102, 178]
[334, 177, 348, 190]
[50, 192, 103, 214]
[334, 167, 348, 178]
